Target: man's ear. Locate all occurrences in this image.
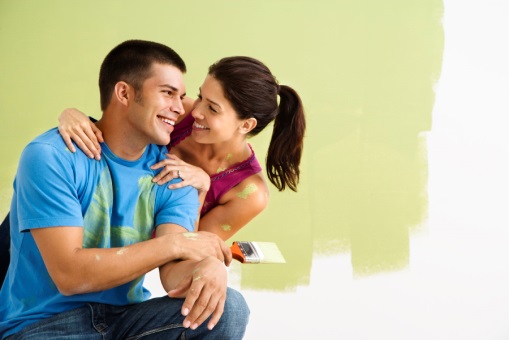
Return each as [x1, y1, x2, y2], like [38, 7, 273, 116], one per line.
[239, 118, 257, 135]
[113, 81, 131, 106]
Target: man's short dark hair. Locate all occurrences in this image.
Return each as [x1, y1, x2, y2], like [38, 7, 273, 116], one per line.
[99, 40, 186, 110]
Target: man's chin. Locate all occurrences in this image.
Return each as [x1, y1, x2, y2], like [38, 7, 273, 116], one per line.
[154, 139, 170, 146]
[154, 134, 171, 146]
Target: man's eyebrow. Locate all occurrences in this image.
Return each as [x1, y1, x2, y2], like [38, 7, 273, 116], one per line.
[160, 84, 181, 93]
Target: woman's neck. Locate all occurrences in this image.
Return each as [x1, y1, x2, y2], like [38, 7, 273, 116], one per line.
[175, 138, 252, 175]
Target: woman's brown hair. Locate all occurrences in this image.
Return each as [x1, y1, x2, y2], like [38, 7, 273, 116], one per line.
[208, 57, 305, 191]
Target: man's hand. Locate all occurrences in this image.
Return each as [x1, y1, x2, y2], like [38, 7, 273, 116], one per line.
[168, 256, 227, 331]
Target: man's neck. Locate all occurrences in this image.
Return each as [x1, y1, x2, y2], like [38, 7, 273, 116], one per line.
[95, 116, 147, 161]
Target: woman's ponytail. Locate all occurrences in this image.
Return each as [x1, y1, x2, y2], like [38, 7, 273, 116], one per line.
[266, 85, 306, 191]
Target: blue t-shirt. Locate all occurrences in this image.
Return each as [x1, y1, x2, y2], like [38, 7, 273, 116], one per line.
[0, 128, 199, 337]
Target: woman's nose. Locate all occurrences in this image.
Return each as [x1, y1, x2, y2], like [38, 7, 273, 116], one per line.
[191, 106, 204, 119]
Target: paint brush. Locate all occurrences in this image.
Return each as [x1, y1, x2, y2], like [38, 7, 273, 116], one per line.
[230, 241, 286, 264]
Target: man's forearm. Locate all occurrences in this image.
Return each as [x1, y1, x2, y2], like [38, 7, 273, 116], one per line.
[70, 236, 178, 294]
[33, 228, 180, 296]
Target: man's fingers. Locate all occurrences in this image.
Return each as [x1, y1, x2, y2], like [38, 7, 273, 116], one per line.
[207, 294, 225, 330]
[180, 282, 205, 325]
[183, 286, 212, 329]
[219, 240, 232, 266]
[167, 276, 192, 299]
[191, 292, 223, 330]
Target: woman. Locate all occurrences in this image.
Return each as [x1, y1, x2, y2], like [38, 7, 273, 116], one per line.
[58, 56, 306, 240]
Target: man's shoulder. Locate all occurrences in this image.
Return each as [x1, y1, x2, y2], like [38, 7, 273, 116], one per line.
[20, 127, 95, 173]
[26, 127, 89, 159]
[28, 127, 70, 151]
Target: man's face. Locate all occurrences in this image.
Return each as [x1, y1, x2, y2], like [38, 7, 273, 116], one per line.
[127, 63, 186, 146]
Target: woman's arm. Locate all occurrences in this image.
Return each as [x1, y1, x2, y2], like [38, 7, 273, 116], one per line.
[58, 108, 103, 160]
[198, 175, 269, 241]
[58, 96, 195, 160]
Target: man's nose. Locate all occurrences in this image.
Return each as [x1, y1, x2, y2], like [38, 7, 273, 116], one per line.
[171, 98, 185, 115]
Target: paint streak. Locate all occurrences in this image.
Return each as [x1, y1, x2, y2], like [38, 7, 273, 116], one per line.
[95, 254, 101, 261]
[236, 183, 258, 199]
[117, 247, 127, 255]
[221, 224, 232, 231]
[216, 153, 233, 173]
[193, 275, 202, 282]
[183, 232, 199, 240]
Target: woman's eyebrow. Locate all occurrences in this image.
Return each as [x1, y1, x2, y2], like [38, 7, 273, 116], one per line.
[199, 87, 221, 109]
[206, 98, 221, 109]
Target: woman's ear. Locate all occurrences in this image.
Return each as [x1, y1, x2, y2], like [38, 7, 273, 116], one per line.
[113, 81, 131, 106]
[239, 118, 257, 135]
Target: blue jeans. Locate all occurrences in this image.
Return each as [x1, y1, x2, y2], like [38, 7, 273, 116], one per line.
[7, 288, 249, 339]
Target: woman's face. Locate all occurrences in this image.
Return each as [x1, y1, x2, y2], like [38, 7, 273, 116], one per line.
[191, 75, 245, 145]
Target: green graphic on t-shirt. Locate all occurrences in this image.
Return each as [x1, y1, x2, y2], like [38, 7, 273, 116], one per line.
[82, 170, 157, 302]
[134, 175, 156, 240]
[83, 167, 113, 248]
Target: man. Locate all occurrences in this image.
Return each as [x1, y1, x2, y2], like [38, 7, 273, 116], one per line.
[0, 40, 249, 339]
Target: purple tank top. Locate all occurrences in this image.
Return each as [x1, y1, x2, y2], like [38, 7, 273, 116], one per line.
[169, 114, 262, 216]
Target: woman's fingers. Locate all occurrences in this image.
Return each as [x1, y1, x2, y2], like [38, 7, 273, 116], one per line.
[60, 130, 77, 153]
[152, 165, 179, 184]
[77, 127, 101, 160]
[92, 125, 105, 143]
[67, 130, 95, 159]
[150, 158, 180, 170]
[151, 154, 210, 190]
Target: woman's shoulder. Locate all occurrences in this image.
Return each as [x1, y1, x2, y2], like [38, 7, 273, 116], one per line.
[221, 173, 269, 208]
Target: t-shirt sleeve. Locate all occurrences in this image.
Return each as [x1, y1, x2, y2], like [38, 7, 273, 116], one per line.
[15, 142, 84, 231]
[154, 180, 199, 232]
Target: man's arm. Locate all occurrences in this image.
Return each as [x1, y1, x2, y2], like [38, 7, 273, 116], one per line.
[31, 224, 230, 296]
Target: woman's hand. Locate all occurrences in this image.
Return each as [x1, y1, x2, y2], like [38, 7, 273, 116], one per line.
[58, 108, 103, 160]
[151, 154, 210, 193]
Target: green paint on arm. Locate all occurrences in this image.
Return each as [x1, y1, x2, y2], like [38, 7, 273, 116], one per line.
[221, 224, 232, 231]
[236, 183, 258, 199]
[116, 247, 127, 255]
[183, 232, 199, 240]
